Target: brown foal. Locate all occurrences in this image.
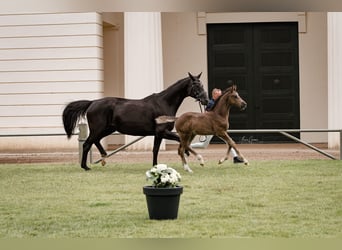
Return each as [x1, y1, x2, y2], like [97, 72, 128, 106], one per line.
[157, 85, 248, 172]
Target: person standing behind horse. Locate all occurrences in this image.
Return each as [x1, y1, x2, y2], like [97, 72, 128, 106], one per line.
[191, 88, 244, 163]
[205, 88, 222, 111]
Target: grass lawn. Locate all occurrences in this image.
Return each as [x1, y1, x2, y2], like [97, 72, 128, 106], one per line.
[0, 160, 341, 238]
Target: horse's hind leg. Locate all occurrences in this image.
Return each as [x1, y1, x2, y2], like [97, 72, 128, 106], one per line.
[93, 128, 116, 166]
[81, 132, 107, 170]
[81, 137, 93, 171]
[178, 138, 193, 173]
[94, 141, 107, 166]
[185, 134, 204, 166]
[186, 146, 204, 166]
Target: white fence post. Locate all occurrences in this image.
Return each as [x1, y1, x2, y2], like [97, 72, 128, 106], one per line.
[340, 130, 342, 160]
[78, 123, 88, 165]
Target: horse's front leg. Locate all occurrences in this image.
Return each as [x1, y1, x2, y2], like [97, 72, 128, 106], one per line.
[152, 136, 163, 166]
[218, 144, 232, 164]
[219, 132, 248, 165]
[154, 127, 181, 166]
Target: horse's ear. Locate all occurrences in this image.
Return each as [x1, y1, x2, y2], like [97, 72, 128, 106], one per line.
[197, 72, 202, 79]
[188, 72, 195, 81]
[232, 85, 237, 91]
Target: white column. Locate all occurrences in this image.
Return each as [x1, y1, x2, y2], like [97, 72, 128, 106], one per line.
[328, 13, 342, 149]
[124, 12, 165, 150]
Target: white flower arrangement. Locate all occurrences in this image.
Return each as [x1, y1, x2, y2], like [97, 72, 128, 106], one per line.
[146, 164, 181, 188]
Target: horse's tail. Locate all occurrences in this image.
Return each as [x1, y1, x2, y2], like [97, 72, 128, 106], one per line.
[155, 115, 178, 124]
[62, 100, 92, 139]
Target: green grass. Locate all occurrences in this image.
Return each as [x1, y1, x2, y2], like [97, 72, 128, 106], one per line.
[0, 160, 341, 238]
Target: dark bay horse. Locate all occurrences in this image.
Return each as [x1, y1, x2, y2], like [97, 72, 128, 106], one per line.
[156, 85, 248, 172]
[62, 73, 209, 171]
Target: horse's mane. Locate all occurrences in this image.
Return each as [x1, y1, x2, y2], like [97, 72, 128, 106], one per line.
[159, 77, 188, 94]
[209, 85, 236, 111]
[144, 77, 188, 100]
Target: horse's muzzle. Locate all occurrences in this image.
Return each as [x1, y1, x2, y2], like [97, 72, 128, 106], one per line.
[197, 91, 209, 106]
[200, 98, 209, 106]
[241, 102, 247, 111]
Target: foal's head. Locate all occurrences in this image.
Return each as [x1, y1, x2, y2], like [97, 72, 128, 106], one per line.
[221, 85, 247, 111]
[187, 72, 209, 106]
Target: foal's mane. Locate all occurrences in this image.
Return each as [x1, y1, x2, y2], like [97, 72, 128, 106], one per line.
[209, 85, 236, 111]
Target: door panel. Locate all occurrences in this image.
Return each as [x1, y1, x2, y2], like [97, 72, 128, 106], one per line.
[207, 22, 300, 143]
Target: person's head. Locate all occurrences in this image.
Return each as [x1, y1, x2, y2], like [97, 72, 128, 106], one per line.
[211, 88, 222, 100]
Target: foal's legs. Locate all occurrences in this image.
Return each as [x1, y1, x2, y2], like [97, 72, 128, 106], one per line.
[218, 131, 248, 165]
[184, 136, 205, 166]
[178, 142, 193, 173]
[178, 134, 204, 173]
[153, 126, 184, 166]
[177, 133, 194, 172]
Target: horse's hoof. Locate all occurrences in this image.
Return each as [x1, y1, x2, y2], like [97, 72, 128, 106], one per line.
[197, 155, 204, 166]
[183, 164, 193, 173]
[82, 166, 91, 171]
[244, 161, 249, 166]
[101, 160, 106, 166]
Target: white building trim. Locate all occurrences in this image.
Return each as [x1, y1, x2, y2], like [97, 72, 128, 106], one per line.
[328, 12, 342, 149]
[197, 12, 307, 35]
[124, 12, 164, 150]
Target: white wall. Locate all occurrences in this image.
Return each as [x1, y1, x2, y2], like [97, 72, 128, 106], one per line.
[1, 12, 330, 152]
[0, 12, 104, 151]
[298, 12, 328, 142]
[162, 12, 208, 117]
[124, 12, 165, 150]
[102, 12, 125, 146]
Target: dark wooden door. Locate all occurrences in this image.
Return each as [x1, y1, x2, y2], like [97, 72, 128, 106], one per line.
[207, 22, 300, 143]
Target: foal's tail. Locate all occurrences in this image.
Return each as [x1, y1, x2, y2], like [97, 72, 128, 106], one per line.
[62, 100, 92, 138]
[155, 115, 178, 124]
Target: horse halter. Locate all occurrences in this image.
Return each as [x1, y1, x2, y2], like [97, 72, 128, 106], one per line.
[190, 82, 209, 106]
[191, 82, 202, 99]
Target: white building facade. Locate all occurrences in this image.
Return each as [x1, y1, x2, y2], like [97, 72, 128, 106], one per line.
[0, 12, 103, 150]
[0, 12, 341, 151]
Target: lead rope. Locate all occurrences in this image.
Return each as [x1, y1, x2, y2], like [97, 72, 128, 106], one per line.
[198, 101, 207, 142]
[198, 101, 203, 113]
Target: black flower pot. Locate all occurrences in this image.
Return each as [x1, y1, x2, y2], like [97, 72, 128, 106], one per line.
[143, 186, 183, 220]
